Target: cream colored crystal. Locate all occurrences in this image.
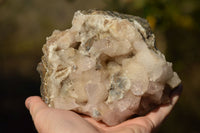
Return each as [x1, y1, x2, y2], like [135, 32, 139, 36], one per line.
[37, 10, 181, 126]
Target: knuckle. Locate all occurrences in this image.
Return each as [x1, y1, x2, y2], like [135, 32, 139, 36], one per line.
[145, 117, 155, 131]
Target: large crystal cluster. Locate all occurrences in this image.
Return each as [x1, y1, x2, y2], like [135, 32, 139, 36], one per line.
[37, 10, 181, 126]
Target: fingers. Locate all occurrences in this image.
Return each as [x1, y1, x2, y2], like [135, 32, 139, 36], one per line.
[170, 84, 183, 98]
[25, 96, 49, 119]
[145, 85, 183, 128]
[83, 116, 109, 130]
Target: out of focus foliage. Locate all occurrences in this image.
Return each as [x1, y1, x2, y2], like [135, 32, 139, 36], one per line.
[0, 0, 200, 132]
[105, 0, 200, 63]
[104, 0, 199, 29]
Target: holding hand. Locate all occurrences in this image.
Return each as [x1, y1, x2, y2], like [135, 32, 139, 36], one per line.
[25, 85, 182, 133]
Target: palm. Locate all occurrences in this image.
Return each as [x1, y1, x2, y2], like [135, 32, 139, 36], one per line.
[32, 108, 153, 133]
[83, 102, 177, 133]
[26, 85, 182, 133]
[83, 115, 153, 133]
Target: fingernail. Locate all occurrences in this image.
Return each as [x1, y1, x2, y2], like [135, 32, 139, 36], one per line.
[25, 97, 32, 110]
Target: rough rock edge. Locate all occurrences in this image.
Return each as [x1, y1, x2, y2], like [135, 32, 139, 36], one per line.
[81, 9, 158, 54]
[37, 9, 180, 109]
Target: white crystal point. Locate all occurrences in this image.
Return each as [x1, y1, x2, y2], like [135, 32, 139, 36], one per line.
[37, 9, 181, 126]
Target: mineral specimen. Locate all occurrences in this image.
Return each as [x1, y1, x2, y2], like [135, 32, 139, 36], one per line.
[37, 10, 181, 126]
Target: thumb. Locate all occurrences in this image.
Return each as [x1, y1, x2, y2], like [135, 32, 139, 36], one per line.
[25, 96, 49, 119]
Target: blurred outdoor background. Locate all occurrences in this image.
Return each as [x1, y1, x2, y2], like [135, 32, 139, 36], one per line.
[0, 0, 200, 132]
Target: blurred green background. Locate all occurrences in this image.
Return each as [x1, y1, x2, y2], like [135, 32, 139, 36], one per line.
[0, 0, 200, 132]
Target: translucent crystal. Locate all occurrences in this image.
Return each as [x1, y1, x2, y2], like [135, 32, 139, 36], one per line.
[37, 10, 181, 126]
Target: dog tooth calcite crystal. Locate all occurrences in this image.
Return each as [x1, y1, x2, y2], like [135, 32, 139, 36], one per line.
[37, 10, 181, 126]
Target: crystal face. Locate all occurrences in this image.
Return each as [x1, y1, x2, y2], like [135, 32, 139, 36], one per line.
[37, 10, 181, 126]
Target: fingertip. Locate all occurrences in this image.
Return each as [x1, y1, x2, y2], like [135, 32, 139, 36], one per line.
[25, 96, 49, 118]
[170, 84, 183, 98]
[170, 84, 183, 105]
[144, 85, 183, 128]
[25, 97, 31, 110]
[25, 96, 42, 110]
[27, 96, 49, 120]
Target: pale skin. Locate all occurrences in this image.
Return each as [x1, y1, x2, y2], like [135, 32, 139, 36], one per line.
[25, 85, 182, 133]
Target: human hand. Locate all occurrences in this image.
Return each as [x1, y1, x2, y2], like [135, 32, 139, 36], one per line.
[25, 85, 182, 133]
